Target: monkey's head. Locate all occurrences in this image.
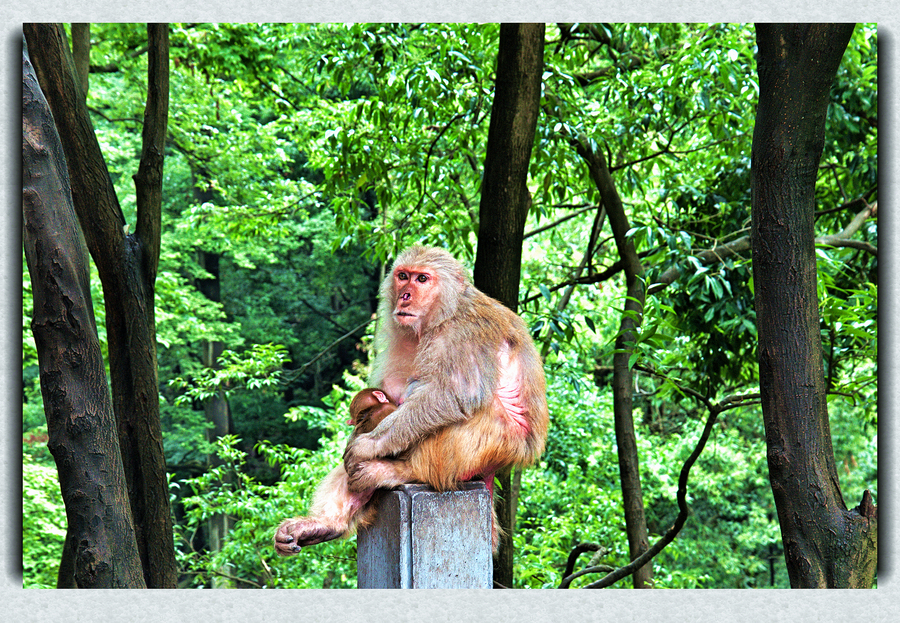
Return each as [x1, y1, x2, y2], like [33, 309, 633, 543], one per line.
[382, 246, 469, 335]
[348, 388, 396, 434]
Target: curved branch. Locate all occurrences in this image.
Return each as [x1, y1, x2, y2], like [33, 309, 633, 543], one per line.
[559, 373, 760, 588]
[647, 199, 877, 296]
[561, 542, 602, 579]
[816, 200, 878, 256]
[817, 238, 877, 254]
[560, 388, 758, 588]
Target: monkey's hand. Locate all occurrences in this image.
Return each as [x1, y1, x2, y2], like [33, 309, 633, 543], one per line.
[344, 432, 380, 461]
[343, 433, 384, 490]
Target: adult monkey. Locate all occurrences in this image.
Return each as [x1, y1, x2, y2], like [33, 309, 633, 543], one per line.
[274, 246, 548, 554]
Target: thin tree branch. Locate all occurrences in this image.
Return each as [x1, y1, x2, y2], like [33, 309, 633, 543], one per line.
[298, 298, 353, 335]
[524, 204, 598, 239]
[560, 383, 760, 588]
[647, 199, 877, 296]
[520, 258, 622, 307]
[816, 200, 877, 256]
[611, 136, 732, 173]
[416, 112, 467, 211]
[648, 235, 751, 295]
[89, 44, 150, 73]
[283, 317, 374, 382]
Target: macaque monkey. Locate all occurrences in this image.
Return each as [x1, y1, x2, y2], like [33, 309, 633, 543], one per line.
[274, 246, 549, 555]
[347, 388, 397, 434]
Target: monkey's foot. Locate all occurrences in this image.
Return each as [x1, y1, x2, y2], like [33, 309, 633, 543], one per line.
[345, 459, 406, 493]
[273, 517, 344, 555]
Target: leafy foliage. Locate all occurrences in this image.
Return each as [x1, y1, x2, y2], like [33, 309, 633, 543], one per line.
[176, 385, 364, 588]
[23, 439, 67, 589]
[169, 343, 290, 404]
[23, 22, 876, 589]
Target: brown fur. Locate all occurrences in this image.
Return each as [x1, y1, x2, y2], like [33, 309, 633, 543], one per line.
[348, 388, 397, 435]
[274, 246, 549, 555]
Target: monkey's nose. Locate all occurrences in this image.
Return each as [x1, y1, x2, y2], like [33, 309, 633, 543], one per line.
[401, 292, 411, 301]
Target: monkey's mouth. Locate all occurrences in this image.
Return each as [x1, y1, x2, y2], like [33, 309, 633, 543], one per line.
[396, 311, 415, 317]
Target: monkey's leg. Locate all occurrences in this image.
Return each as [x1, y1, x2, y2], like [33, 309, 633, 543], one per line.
[274, 465, 374, 555]
[345, 458, 411, 493]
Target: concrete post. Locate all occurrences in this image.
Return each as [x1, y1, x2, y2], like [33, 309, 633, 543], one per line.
[357, 481, 493, 588]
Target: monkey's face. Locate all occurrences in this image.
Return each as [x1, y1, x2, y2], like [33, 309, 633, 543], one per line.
[392, 265, 441, 332]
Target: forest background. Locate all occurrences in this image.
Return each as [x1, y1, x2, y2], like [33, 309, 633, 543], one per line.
[20, 22, 878, 591]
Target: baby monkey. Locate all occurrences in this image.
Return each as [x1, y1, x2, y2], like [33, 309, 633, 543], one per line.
[347, 388, 397, 435]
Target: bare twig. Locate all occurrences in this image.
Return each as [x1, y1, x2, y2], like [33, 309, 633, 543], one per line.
[283, 317, 374, 382]
[524, 204, 598, 239]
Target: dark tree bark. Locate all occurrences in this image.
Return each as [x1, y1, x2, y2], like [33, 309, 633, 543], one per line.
[70, 24, 90, 98]
[472, 22, 544, 589]
[752, 23, 877, 588]
[23, 44, 145, 589]
[23, 23, 177, 588]
[574, 138, 652, 588]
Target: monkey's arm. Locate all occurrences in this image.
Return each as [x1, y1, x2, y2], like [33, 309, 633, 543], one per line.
[342, 380, 465, 463]
[345, 338, 496, 463]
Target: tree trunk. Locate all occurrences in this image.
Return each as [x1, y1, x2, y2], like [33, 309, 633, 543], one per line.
[752, 23, 877, 588]
[574, 139, 653, 588]
[472, 22, 544, 589]
[70, 24, 90, 98]
[23, 43, 145, 588]
[197, 250, 236, 588]
[23, 23, 178, 588]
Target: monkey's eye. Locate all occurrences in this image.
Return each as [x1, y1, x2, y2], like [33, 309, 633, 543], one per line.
[397, 271, 409, 281]
[416, 274, 429, 283]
